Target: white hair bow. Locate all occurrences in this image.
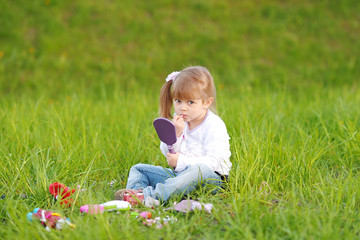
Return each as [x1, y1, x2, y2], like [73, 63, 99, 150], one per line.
[165, 71, 180, 82]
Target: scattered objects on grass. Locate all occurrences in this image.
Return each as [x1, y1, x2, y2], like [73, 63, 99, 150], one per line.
[80, 200, 131, 214]
[130, 210, 177, 228]
[143, 215, 178, 229]
[49, 182, 76, 207]
[139, 211, 152, 219]
[27, 208, 76, 231]
[167, 200, 213, 213]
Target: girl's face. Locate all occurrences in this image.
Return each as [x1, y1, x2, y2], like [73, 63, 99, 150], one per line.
[173, 97, 213, 128]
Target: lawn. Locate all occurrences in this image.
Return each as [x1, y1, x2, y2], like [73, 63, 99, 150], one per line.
[0, 0, 360, 239]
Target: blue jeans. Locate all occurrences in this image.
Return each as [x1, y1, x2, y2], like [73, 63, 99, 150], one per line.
[126, 163, 223, 202]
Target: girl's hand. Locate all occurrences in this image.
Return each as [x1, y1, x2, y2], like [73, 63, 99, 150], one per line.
[166, 152, 179, 168]
[173, 115, 184, 137]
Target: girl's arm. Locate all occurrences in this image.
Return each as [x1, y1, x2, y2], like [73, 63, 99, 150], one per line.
[175, 120, 231, 175]
[160, 113, 185, 156]
[159, 132, 184, 156]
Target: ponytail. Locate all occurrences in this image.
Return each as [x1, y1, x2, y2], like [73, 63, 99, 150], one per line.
[159, 81, 173, 119]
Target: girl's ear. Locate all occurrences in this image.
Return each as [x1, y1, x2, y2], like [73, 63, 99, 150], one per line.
[203, 97, 214, 109]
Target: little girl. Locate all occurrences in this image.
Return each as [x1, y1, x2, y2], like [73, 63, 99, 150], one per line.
[115, 66, 231, 205]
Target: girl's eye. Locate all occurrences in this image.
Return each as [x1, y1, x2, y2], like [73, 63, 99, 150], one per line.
[175, 99, 181, 103]
[188, 100, 195, 104]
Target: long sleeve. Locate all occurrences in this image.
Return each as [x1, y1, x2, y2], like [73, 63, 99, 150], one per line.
[175, 114, 232, 175]
[160, 132, 184, 156]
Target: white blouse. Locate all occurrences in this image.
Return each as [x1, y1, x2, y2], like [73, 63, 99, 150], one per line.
[160, 110, 232, 175]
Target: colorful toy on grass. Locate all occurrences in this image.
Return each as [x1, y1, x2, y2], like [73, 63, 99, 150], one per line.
[143, 215, 178, 229]
[139, 211, 152, 219]
[80, 200, 131, 214]
[129, 211, 152, 220]
[130, 211, 177, 229]
[27, 208, 76, 231]
[49, 182, 76, 207]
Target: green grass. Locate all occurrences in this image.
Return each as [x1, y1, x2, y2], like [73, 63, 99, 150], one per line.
[1, 0, 360, 239]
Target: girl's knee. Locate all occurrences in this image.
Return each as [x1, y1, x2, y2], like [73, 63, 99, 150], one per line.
[129, 163, 147, 174]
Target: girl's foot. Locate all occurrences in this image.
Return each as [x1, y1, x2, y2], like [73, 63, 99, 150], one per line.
[114, 189, 143, 205]
[114, 189, 133, 200]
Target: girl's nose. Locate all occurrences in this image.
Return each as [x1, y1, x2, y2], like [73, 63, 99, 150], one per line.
[180, 103, 187, 110]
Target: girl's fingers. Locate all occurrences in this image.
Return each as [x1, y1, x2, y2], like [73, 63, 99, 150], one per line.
[173, 115, 183, 123]
[173, 116, 184, 136]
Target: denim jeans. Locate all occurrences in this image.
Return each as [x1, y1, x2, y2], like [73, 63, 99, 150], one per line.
[125, 163, 223, 202]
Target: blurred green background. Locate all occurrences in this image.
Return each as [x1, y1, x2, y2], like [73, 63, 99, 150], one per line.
[1, 0, 360, 238]
[1, 0, 358, 99]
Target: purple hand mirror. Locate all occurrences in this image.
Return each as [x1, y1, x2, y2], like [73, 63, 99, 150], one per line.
[153, 117, 177, 154]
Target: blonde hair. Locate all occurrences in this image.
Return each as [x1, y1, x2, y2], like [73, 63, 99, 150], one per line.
[159, 66, 217, 119]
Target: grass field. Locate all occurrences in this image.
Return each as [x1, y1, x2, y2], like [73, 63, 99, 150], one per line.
[1, 0, 360, 239]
